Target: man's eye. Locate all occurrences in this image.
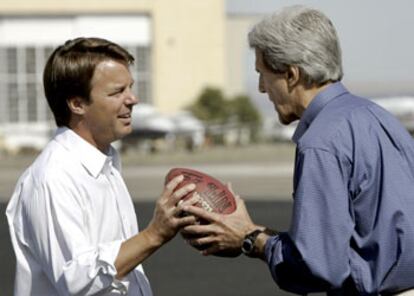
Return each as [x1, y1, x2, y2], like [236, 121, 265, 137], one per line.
[110, 89, 123, 96]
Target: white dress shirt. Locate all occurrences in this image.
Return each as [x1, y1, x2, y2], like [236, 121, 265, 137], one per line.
[6, 127, 153, 295]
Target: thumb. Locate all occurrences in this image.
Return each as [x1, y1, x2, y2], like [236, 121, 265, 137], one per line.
[226, 182, 238, 197]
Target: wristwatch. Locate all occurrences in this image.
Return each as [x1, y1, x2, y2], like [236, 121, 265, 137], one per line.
[241, 229, 264, 256]
[241, 228, 279, 257]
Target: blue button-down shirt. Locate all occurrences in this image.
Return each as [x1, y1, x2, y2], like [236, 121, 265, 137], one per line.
[264, 82, 414, 295]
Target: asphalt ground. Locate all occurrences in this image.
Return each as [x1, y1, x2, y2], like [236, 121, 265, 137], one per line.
[1, 201, 300, 296]
[0, 143, 321, 295]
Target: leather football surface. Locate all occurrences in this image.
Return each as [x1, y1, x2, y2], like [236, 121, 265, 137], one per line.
[165, 167, 236, 214]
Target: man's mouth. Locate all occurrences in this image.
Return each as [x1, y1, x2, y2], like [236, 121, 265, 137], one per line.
[118, 113, 131, 119]
[118, 113, 132, 125]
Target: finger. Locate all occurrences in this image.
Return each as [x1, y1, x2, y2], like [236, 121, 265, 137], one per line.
[234, 194, 243, 205]
[173, 192, 200, 217]
[181, 223, 214, 236]
[180, 192, 201, 207]
[173, 199, 192, 217]
[182, 204, 219, 223]
[188, 235, 216, 247]
[200, 244, 221, 256]
[233, 195, 249, 214]
[226, 182, 243, 206]
[168, 183, 196, 206]
[226, 182, 235, 195]
[175, 215, 197, 228]
[163, 175, 184, 196]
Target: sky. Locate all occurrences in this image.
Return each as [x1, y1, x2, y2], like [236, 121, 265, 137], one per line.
[226, 0, 414, 115]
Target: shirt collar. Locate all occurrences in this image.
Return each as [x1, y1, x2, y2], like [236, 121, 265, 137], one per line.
[53, 127, 120, 178]
[292, 82, 348, 143]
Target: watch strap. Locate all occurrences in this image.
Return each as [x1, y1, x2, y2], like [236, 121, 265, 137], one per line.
[242, 228, 279, 257]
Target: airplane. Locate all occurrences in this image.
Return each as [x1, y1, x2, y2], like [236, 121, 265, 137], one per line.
[122, 103, 205, 152]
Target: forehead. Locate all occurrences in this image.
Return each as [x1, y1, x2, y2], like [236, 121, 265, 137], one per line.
[91, 59, 131, 84]
[94, 59, 128, 76]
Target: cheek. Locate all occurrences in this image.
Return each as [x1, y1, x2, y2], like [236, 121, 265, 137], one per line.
[87, 104, 118, 125]
[112, 98, 125, 112]
[101, 100, 122, 116]
[268, 89, 282, 105]
[271, 84, 289, 104]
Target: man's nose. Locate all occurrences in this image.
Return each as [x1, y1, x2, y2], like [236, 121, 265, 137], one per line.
[259, 85, 266, 93]
[126, 90, 139, 105]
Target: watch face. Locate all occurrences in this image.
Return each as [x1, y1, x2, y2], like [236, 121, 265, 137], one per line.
[242, 239, 254, 254]
[241, 229, 263, 255]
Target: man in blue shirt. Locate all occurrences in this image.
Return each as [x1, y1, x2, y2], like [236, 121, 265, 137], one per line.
[181, 5, 414, 295]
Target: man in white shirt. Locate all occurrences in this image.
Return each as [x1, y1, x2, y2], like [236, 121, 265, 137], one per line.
[6, 37, 197, 295]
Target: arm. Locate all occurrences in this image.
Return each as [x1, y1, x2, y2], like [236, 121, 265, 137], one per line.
[24, 174, 196, 295]
[266, 148, 354, 293]
[114, 175, 197, 278]
[182, 148, 354, 294]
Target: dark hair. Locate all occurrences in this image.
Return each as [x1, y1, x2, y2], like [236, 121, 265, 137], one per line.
[43, 37, 134, 127]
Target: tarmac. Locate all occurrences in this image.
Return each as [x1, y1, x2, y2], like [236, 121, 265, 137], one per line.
[1, 201, 300, 296]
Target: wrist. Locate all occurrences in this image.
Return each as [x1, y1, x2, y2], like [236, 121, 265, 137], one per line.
[241, 228, 278, 259]
[142, 226, 165, 249]
[253, 232, 270, 260]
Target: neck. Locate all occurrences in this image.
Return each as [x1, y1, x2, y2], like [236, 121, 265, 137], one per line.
[295, 82, 333, 117]
[68, 119, 109, 153]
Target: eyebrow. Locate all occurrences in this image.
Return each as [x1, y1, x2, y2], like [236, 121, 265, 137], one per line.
[111, 79, 135, 88]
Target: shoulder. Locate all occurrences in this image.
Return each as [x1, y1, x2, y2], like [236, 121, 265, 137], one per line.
[15, 140, 82, 204]
[302, 95, 375, 142]
[297, 94, 380, 158]
[30, 140, 72, 180]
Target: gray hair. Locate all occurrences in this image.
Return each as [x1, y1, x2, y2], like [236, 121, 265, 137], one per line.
[248, 5, 343, 87]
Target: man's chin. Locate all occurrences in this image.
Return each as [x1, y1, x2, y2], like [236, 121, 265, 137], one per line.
[277, 112, 298, 125]
[278, 115, 291, 125]
[123, 128, 133, 138]
[115, 126, 133, 140]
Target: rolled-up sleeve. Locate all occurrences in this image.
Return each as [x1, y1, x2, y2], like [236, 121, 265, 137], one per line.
[22, 174, 128, 295]
[62, 241, 125, 295]
[265, 148, 354, 294]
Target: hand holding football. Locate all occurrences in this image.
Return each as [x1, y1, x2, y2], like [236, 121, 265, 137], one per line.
[165, 167, 236, 215]
[165, 167, 240, 257]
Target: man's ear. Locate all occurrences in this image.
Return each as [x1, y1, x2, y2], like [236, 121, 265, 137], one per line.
[67, 97, 87, 115]
[286, 65, 301, 90]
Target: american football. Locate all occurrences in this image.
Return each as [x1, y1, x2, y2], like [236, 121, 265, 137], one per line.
[165, 167, 240, 257]
[165, 167, 236, 214]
